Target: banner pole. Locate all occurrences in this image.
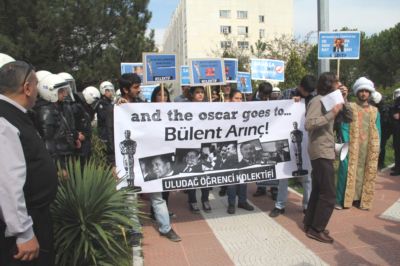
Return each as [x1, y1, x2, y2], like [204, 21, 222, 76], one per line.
[219, 85, 225, 102]
[207, 85, 212, 102]
[161, 83, 164, 102]
[337, 59, 341, 79]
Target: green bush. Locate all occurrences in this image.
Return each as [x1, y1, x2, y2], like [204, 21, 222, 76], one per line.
[52, 159, 141, 266]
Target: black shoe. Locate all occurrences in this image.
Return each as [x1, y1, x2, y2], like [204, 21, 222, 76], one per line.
[160, 229, 181, 242]
[306, 228, 333, 244]
[238, 202, 254, 211]
[169, 212, 176, 218]
[202, 201, 212, 213]
[219, 187, 227, 197]
[304, 225, 330, 235]
[253, 189, 267, 197]
[352, 200, 361, 208]
[189, 203, 200, 213]
[227, 204, 235, 214]
[269, 207, 285, 218]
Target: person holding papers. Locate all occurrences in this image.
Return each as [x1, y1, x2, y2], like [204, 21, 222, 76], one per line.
[303, 72, 343, 244]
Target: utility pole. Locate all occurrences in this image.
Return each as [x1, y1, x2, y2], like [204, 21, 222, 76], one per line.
[317, 0, 330, 75]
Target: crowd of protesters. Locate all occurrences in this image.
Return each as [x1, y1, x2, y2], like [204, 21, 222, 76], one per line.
[1, 51, 400, 264]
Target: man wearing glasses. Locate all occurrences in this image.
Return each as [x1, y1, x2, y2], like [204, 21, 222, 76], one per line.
[0, 61, 58, 264]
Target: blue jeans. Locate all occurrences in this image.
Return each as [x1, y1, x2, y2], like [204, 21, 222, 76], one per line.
[227, 184, 247, 205]
[150, 193, 171, 234]
[275, 176, 311, 210]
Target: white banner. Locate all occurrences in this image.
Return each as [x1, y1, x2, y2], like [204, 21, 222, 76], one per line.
[114, 101, 311, 193]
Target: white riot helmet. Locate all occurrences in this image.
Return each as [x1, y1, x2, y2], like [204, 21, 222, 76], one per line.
[0, 53, 15, 68]
[99, 81, 115, 95]
[58, 72, 77, 94]
[393, 88, 400, 100]
[82, 86, 100, 105]
[38, 74, 71, 103]
[36, 70, 52, 83]
[371, 91, 382, 104]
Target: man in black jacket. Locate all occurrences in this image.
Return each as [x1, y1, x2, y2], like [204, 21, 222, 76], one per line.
[0, 61, 58, 265]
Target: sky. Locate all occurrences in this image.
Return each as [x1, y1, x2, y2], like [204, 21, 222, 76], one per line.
[148, 0, 400, 46]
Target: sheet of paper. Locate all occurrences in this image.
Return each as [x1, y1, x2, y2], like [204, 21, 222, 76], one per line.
[321, 89, 344, 111]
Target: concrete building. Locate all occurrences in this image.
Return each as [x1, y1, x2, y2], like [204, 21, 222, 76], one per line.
[162, 0, 293, 68]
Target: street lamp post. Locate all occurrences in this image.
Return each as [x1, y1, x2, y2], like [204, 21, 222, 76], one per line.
[317, 0, 330, 75]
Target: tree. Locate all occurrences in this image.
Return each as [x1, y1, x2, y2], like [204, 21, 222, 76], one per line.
[280, 50, 306, 89]
[359, 23, 400, 88]
[0, 0, 156, 89]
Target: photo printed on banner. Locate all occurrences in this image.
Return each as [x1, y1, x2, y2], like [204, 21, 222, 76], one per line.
[200, 141, 239, 171]
[261, 139, 291, 165]
[139, 153, 175, 182]
[237, 139, 263, 168]
[174, 148, 204, 174]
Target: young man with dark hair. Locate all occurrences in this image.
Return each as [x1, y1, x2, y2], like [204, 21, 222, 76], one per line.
[252, 81, 276, 198]
[270, 74, 317, 218]
[303, 72, 344, 244]
[0, 61, 58, 265]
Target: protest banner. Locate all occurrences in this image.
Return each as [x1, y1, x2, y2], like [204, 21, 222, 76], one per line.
[251, 59, 285, 82]
[180, 66, 190, 86]
[237, 72, 253, 94]
[114, 100, 310, 193]
[318, 31, 361, 59]
[223, 58, 238, 83]
[189, 58, 226, 86]
[121, 62, 144, 83]
[143, 53, 177, 84]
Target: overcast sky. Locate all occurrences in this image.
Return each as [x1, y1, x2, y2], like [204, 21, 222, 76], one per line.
[148, 0, 400, 46]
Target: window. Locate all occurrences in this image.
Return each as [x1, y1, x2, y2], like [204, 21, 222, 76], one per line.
[237, 10, 248, 19]
[259, 29, 265, 38]
[220, 26, 231, 34]
[259, 15, 265, 23]
[221, 41, 232, 49]
[220, 10, 231, 18]
[237, 26, 249, 35]
[238, 41, 249, 49]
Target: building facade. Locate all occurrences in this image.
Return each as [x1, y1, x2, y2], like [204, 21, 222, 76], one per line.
[162, 0, 293, 68]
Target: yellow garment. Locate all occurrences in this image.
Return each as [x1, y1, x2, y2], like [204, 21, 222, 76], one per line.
[344, 103, 380, 209]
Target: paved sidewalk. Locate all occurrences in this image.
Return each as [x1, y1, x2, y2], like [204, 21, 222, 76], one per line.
[140, 169, 400, 266]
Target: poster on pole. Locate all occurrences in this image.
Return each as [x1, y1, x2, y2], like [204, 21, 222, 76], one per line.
[223, 58, 238, 83]
[251, 59, 285, 82]
[121, 62, 144, 84]
[139, 84, 159, 102]
[143, 53, 177, 84]
[189, 58, 226, 86]
[237, 72, 253, 94]
[180, 66, 190, 86]
[318, 31, 361, 59]
[114, 100, 310, 193]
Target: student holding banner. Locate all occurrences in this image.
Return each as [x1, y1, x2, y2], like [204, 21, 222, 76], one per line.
[112, 75, 181, 242]
[186, 86, 212, 213]
[227, 90, 254, 214]
[269, 75, 316, 218]
[252, 82, 278, 199]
